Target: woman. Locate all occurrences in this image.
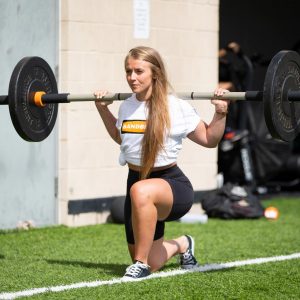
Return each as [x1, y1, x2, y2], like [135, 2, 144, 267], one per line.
[95, 46, 229, 279]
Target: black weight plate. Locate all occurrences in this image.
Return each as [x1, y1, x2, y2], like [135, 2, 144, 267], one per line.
[8, 56, 58, 142]
[263, 50, 300, 142]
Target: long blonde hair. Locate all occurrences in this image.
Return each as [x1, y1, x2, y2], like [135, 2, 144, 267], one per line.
[125, 46, 171, 179]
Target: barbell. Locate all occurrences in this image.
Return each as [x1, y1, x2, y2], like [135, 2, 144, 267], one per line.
[0, 50, 300, 142]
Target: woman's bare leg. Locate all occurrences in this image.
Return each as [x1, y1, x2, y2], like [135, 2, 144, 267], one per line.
[127, 236, 190, 272]
[148, 236, 190, 271]
[129, 178, 174, 265]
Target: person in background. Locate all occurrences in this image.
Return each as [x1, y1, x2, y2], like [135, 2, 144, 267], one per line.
[95, 46, 229, 279]
[219, 42, 248, 91]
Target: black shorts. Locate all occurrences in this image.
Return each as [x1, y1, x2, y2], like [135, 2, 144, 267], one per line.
[124, 165, 194, 244]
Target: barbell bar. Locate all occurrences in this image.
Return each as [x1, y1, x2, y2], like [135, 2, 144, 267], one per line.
[35, 91, 255, 105]
[37, 90, 300, 103]
[0, 50, 300, 142]
[0, 95, 8, 105]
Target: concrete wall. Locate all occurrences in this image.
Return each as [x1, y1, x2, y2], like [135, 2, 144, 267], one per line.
[59, 0, 220, 226]
[0, 0, 59, 229]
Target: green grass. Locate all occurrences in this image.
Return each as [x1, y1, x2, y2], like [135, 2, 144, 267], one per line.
[0, 198, 300, 299]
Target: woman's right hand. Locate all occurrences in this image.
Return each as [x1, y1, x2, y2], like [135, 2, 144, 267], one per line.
[94, 90, 113, 108]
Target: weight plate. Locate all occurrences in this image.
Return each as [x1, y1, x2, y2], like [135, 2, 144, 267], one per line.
[8, 56, 58, 142]
[263, 50, 300, 142]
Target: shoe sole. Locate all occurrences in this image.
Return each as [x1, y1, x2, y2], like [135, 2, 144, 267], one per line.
[181, 263, 199, 270]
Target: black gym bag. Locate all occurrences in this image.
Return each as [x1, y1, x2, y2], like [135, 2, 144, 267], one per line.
[200, 183, 264, 219]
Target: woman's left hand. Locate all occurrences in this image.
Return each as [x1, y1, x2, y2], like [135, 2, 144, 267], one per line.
[211, 88, 230, 115]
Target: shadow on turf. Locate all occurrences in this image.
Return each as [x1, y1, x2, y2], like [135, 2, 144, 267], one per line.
[45, 260, 184, 276]
[0, 254, 4, 259]
[46, 259, 235, 277]
[46, 259, 128, 276]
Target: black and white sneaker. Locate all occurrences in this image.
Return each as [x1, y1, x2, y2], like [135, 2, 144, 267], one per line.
[179, 235, 199, 269]
[123, 261, 151, 279]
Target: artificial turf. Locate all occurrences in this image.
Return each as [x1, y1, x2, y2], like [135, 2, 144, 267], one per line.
[0, 197, 299, 299]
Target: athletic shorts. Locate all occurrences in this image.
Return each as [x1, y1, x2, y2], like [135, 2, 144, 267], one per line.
[124, 165, 194, 244]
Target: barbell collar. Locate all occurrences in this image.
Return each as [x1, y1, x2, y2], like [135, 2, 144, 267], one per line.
[245, 91, 263, 101]
[41, 93, 70, 104]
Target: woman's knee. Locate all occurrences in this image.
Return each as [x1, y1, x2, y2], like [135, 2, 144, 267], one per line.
[130, 181, 152, 208]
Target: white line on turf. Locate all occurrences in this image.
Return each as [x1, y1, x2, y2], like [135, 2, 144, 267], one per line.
[0, 252, 300, 299]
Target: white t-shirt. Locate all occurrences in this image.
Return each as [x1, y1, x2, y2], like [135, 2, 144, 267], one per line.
[116, 94, 201, 167]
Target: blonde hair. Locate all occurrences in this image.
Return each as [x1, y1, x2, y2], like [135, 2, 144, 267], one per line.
[125, 46, 171, 179]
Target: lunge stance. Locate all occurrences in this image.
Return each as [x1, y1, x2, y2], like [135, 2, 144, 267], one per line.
[95, 46, 229, 279]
